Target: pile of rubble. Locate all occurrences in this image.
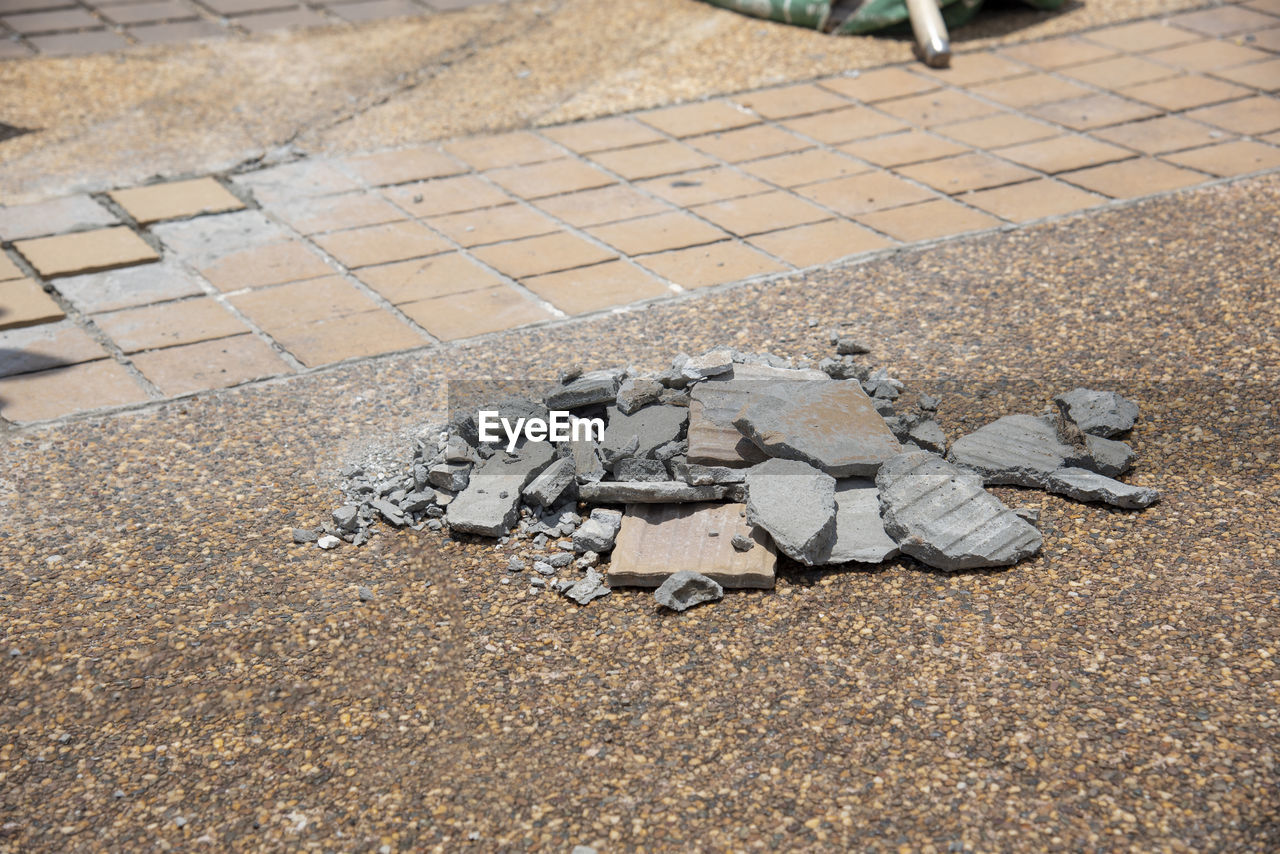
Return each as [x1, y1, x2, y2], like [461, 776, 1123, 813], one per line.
[299, 341, 1159, 612]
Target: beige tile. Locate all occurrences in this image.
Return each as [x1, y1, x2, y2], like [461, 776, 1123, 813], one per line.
[340, 146, 466, 186]
[817, 67, 937, 102]
[471, 231, 615, 278]
[607, 502, 776, 589]
[94, 296, 248, 353]
[588, 141, 717, 180]
[687, 125, 812, 163]
[484, 158, 614, 199]
[635, 241, 788, 289]
[313, 220, 451, 268]
[912, 52, 1031, 86]
[0, 359, 148, 423]
[0, 320, 106, 377]
[198, 240, 335, 292]
[1211, 58, 1280, 91]
[1094, 115, 1230, 155]
[533, 184, 671, 228]
[383, 175, 513, 217]
[896, 153, 1037, 195]
[971, 73, 1092, 109]
[733, 83, 851, 119]
[399, 285, 553, 340]
[271, 192, 406, 235]
[1185, 95, 1280, 135]
[795, 171, 936, 216]
[539, 118, 665, 154]
[1145, 40, 1272, 72]
[0, 277, 64, 330]
[996, 134, 1135, 173]
[271, 310, 426, 367]
[935, 113, 1059, 148]
[638, 167, 773, 206]
[427, 204, 559, 247]
[854, 198, 1002, 242]
[1083, 19, 1201, 52]
[229, 275, 381, 329]
[0, 252, 21, 281]
[356, 252, 505, 304]
[746, 218, 894, 267]
[1060, 158, 1209, 197]
[132, 334, 289, 396]
[522, 260, 670, 314]
[1118, 74, 1254, 111]
[14, 227, 159, 278]
[780, 105, 910, 143]
[442, 131, 564, 171]
[738, 148, 869, 186]
[876, 89, 1001, 127]
[1162, 139, 1280, 176]
[1246, 0, 1280, 15]
[110, 178, 244, 225]
[637, 100, 758, 137]
[963, 178, 1107, 222]
[1028, 94, 1160, 130]
[1000, 36, 1117, 69]
[1167, 5, 1278, 37]
[1252, 26, 1280, 52]
[1063, 55, 1179, 89]
[691, 190, 831, 237]
[586, 211, 728, 255]
[839, 131, 969, 167]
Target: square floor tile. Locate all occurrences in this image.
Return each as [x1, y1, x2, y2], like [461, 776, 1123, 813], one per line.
[934, 113, 1059, 148]
[522, 259, 670, 314]
[355, 252, 504, 303]
[1118, 74, 1254, 111]
[971, 73, 1093, 109]
[962, 178, 1107, 222]
[1028, 94, 1160, 130]
[876, 89, 1001, 127]
[637, 101, 758, 138]
[0, 359, 149, 423]
[855, 198, 1002, 242]
[532, 184, 671, 228]
[399, 285, 553, 340]
[443, 131, 569, 171]
[896, 152, 1038, 194]
[539, 117, 665, 154]
[383, 175, 513, 217]
[313, 220, 450, 268]
[1000, 36, 1117, 69]
[1145, 40, 1272, 72]
[795, 171, 936, 216]
[1251, 27, 1280, 52]
[995, 134, 1135, 173]
[688, 124, 812, 163]
[780, 105, 910, 144]
[0, 253, 23, 281]
[326, 0, 421, 23]
[733, 83, 851, 119]
[341, 146, 465, 186]
[236, 8, 328, 33]
[1094, 115, 1230, 155]
[1211, 58, 1280, 90]
[14, 227, 158, 278]
[198, 240, 334, 291]
[484, 158, 614, 199]
[0, 195, 117, 242]
[637, 167, 773, 206]
[1162, 139, 1280, 175]
[269, 191, 407, 235]
[746, 218, 894, 267]
[1063, 55, 1180, 89]
[1185, 95, 1280, 134]
[100, 1, 197, 25]
[839, 131, 969, 167]
[269, 310, 426, 367]
[738, 148, 869, 187]
[691, 190, 831, 237]
[471, 231, 615, 278]
[28, 30, 129, 55]
[128, 19, 225, 42]
[912, 52, 1030, 87]
[1060, 158, 1209, 197]
[0, 320, 106, 378]
[817, 67, 937, 102]
[588, 141, 717, 181]
[635, 241, 787, 289]
[1168, 5, 1278, 37]
[427, 203, 559, 247]
[0, 277, 64, 330]
[132, 334, 289, 396]
[2, 7, 97, 32]
[229, 274, 381, 329]
[94, 296, 249, 353]
[150, 210, 287, 263]
[586, 211, 728, 255]
[54, 260, 205, 314]
[1083, 19, 1200, 52]
[109, 177, 244, 225]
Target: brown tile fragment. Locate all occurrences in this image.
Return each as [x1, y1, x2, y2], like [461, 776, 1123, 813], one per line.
[747, 218, 894, 267]
[1162, 139, 1280, 176]
[398, 285, 553, 340]
[1144, 40, 1271, 72]
[533, 184, 671, 228]
[1028, 94, 1160, 130]
[971, 73, 1093, 109]
[1063, 55, 1179, 89]
[1185, 95, 1280, 135]
[522, 260, 670, 314]
[340, 146, 466, 186]
[607, 502, 777, 589]
[1167, 5, 1278, 37]
[1083, 19, 1200, 52]
[586, 211, 728, 255]
[471, 231, 615, 278]
[1060, 158, 1209, 198]
[539, 118, 665, 154]
[14, 227, 159, 278]
[1211, 58, 1280, 91]
[839, 131, 968, 167]
[131, 334, 290, 396]
[995, 134, 1135, 173]
[356, 252, 504, 304]
[912, 52, 1030, 86]
[635, 241, 787, 289]
[94, 296, 248, 353]
[484, 158, 614, 199]
[855, 198, 1002, 242]
[795, 171, 936, 216]
[780, 105, 909, 143]
[876, 89, 1001, 127]
[687, 124, 812, 163]
[1118, 74, 1254, 111]
[312, 220, 450, 268]
[934, 113, 1059, 149]
[637, 167, 772, 206]
[427, 204, 559, 247]
[383, 175, 512, 217]
[0, 277, 64, 330]
[198, 241, 334, 291]
[1093, 116, 1229, 155]
[817, 67, 937, 102]
[268, 310, 426, 367]
[962, 178, 1107, 223]
[109, 178, 244, 225]
[229, 275, 381, 330]
[588, 141, 716, 181]
[691, 191, 831, 237]
[1000, 36, 1117, 69]
[637, 100, 758, 137]
[0, 359, 148, 423]
[739, 149, 868, 187]
[0, 253, 22, 281]
[733, 83, 850, 119]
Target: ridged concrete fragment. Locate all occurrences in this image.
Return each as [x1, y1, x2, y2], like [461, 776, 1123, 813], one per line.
[948, 414, 1084, 488]
[1045, 467, 1160, 509]
[686, 365, 825, 467]
[607, 502, 776, 588]
[545, 369, 622, 409]
[744, 458, 837, 565]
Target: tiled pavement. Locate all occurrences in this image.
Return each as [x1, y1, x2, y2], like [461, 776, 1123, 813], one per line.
[2, 1, 1279, 423]
[0, 0, 497, 57]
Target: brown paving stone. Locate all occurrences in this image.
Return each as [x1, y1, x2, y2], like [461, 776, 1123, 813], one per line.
[587, 141, 716, 181]
[521, 259, 670, 314]
[427, 204, 559, 247]
[1000, 36, 1117, 70]
[635, 240, 788, 289]
[99, 0, 195, 24]
[198, 240, 334, 291]
[637, 100, 758, 138]
[484, 158, 614, 199]
[934, 113, 1059, 148]
[443, 131, 564, 171]
[14, 227, 158, 278]
[2, 6, 97, 32]
[1118, 74, 1254, 111]
[326, 0, 421, 23]
[229, 274, 379, 329]
[637, 167, 772, 207]
[896, 152, 1037, 195]
[795, 170, 936, 216]
[971, 73, 1093, 109]
[839, 131, 968, 167]
[0, 359, 148, 423]
[0, 277, 63, 330]
[93, 296, 249, 353]
[1162, 139, 1280, 175]
[687, 124, 811, 163]
[340, 146, 465, 186]
[876, 89, 1001, 127]
[131, 334, 290, 396]
[1094, 115, 1230, 155]
[1063, 55, 1180, 89]
[691, 190, 831, 237]
[1253, 27, 1280, 52]
[1246, 0, 1280, 14]
[1083, 19, 1201, 52]
[0, 39, 33, 58]
[0, 253, 22, 281]
[0, 320, 105, 378]
[236, 8, 328, 32]
[817, 67, 937, 102]
[539, 117, 665, 154]
[733, 83, 850, 119]
[745, 218, 894, 267]
[269, 310, 425, 366]
[0, 195, 117, 242]
[532, 184, 671, 228]
[270, 192, 406, 235]
[201, 0, 291, 13]
[1060, 157, 1208, 197]
[1211, 57, 1280, 90]
[912, 52, 1031, 87]
[1145, 40, 1272, 72]
[471, 231, 614, 278]
[109, 177, 244, 225]
[1185, 94, 1280, 134]
[780, 105, 909, 143]
[1264, 129, 1280, 144]
[398, 285, 552, 340]
[996, 133, 1136, 173]
[585, 211, 727, 255]
[1028, 93, 1160, 130]
[383, 175, 512, 217]
[962, 178, 1107, 223]
[313, 220, 451, 268]
[355, 252, 504, 303]
[1168, 5, 1278, 37]
[738, 148, 868, 187]
[128, 20, 225, 44]
[854, 198, 1002, 241]
[28, 30, 128, 54]
[608, 502, 776, 589]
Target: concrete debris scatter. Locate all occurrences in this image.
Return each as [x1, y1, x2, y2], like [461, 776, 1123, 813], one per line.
[307, 343, 1160, 609]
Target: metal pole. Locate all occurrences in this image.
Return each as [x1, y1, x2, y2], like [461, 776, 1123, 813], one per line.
[906, 0, 951, 68]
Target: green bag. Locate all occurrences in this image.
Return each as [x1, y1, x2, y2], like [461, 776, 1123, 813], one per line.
[698, 0, 1064, 34]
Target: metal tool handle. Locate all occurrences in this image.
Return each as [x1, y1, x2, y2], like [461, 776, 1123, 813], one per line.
[906, 0, 951, 68]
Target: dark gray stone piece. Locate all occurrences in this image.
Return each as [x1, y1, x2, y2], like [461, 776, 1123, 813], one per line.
[1045, 467, 1160, 509]
[1082, 433, 1137, 477]
[545, 369, 622, 409]
[579, 482, 728, 503]
[564, 568, 611, 605]
[446, 442, 557, 536]
[332, 505, 360, 532]
[522, 456, 576, 507]
[743, 458, 837, 566]
[428, 463, 471, 492]
[292, 528, 318, 544]
[907, 419, 947, 455]
[654, 570, 723, 612]
[1054, 388, 1139, 437]
[615, 457, 669, 482]
[601, 404, 688, 461]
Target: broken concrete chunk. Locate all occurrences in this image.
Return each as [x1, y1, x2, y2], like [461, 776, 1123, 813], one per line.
[601, 404, 688, 462]
[1054, 388, 1139, 437]
[948, 414, 1085, 488]
[1045, 467, 1160, 509]
[821, 478, 900, 565]
[563, 568, 611, 605]
[654, 571, 724, 612]
[830, 334, 870, 356]
[1081, 433, 1137, 477]
[429, 463, 472, 492]
[615, 457, 669, 482]
[546, 369, 622, 410]
[522, 456, 576, 507]
[615, 377, 663, 414]
[818, 357, 868, 381]
[446, 442, 556, 536]
[573, 508, 623, 553]
[444, 434, 478, 463]
[876, 451, 1042, 571]
[332, 505, 360, 532]
[731, 533, 754, 552]
[565, 438, 605, 484]
[400, 491, 435, 513]
[607, 502, 776, 588]
[907, 420, 947, 455]
[674, 463, 747, 485]
[744, 458, 837, 566]
[579, 481, 727, 503]
[292, 528, 319, 544]
[683, 348, 735, 379]
[734, 380, 902, 477]
[371, 498, 406, 526]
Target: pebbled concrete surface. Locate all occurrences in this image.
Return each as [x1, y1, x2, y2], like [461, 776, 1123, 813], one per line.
[1, 174, 1277, 850]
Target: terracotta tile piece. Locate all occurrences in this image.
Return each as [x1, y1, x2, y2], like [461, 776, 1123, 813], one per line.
[0, 320, 106, 378]
[471, 231, 615, 278]
[269, 310, 426, 367]
[1162, 139, 1280, 176]
[313, 220, 451, 268]
[0, 253, 22, 281]
[14, 227, 159, 278]
[230, 275, 383, 332]
[484, 158, 614, 199]
[1185, 95, 1280, 135]
[1028, 93, 1160, 130]
[1211, 58, 1280, 91]
[817, 67, 937, 102]
[1063, 55, 1179, 89]
[738, 148, 869, 186]
[1167, 5, 1278, 37]
[356, 252, 505, 304]
[399, 285, 553, 340]
[876, 89, 1001, 127]
[691, 190, 831, 236]
[607, 502, 776, 589]
[0, 359, 149, 423]
[586, 211, 728, 255]
[539, 117, 665, 154]
[443, 131, 566, 170]
[340, 147, 466, 186]
[637, 100, 758, 137]
[198, 241, 335, 291]
[635, 241, 787, 289]
[588, 141, 717, 181]
[1083, 19, 1200, 52]
[1145, 41, 1272, 72]
[383, 175, 513, 217]
[795, 171, 936, 216]
[427, 204, 559, 247]
[109, 178, 244, 225]
[687, 124, 812, 163]
[0, 277, 64, 330]
[996, 134, 1135, 173]
[94, 296, 249, 353]
[533, 184, 671, 228]
[839, 131, 969, 167]
[522, 260, 670, 314]
[746, 218, 895, 267]
[896, 152, 1037, 194]
[855, 198, 1002, 242]
[132, 334, 290, 396]
[780, 105, 910, 143]
[971, 73, 1093, 109]
[1060, 158, 1209, 198]
[638, 167, 773, 206]
[934, 113, 1059, 148]
[733, 83, 851, 119]
[1093, 115, 1230, 155]
[1000, 36, 1117, 69]
[1118, 74, 1254, 111]
[962, 178, 1107, 222]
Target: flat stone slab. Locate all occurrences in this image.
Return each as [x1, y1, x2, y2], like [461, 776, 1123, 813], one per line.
[607, 502, 776, 589]
[1045, 467, 1160, 509]
[686, 366, 825, 467]
[948, 414, 1084, 488]
[821, 478, 900, 565]
[446, 442, 556, 536]
[579, 481, 728, 503]
[743, 457, 837, 566]
[734, 380, 901, 477]
[601, 403, 688, 462]
[1054, 388, 1139, 437]
[545, 369, 622, 409]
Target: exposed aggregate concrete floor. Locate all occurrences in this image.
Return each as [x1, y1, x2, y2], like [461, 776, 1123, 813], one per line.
[1, 174, 1277, 851]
